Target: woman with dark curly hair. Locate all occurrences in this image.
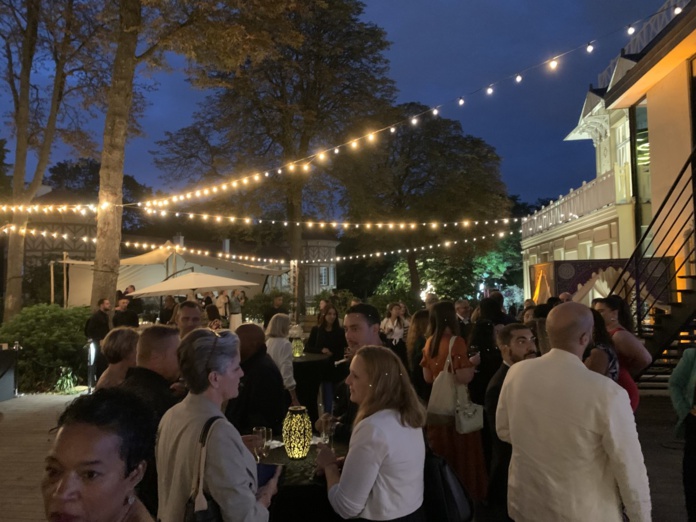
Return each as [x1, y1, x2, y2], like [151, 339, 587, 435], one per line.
[42, 387, 156, 522]
[594, 295, 652, 411]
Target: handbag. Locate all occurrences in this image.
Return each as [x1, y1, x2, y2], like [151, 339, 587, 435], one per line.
[422, 435, 474, 522]
[454, 386, 484, 435]
[183, 416, 224, 522]
[426, 337, 459, 416]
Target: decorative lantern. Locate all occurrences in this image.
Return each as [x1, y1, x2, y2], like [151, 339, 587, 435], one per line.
[282, 406, 312, 459]
[291, 338, 305, 358]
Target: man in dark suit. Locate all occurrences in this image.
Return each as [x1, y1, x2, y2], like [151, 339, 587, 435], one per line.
[484, 323, 537, 519]
[120, 324, 182, 516]
[225, 323, 286, 436]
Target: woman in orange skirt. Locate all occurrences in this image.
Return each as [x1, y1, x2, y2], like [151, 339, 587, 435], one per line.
[421, 300, 488, 502]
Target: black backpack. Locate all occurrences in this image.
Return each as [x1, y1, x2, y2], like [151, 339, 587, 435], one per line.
[423, 444, 474, 522]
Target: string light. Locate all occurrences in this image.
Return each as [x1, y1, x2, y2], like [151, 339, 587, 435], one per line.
[155, 231, 515, 264]
[108, 4, 682, 212]
[674, 6, 682, 15]
[627, 25, 636, 35]
[139, 207, 520, 231]
[0, 204, 99, 215]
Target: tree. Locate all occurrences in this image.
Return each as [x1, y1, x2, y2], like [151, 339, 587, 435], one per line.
[89, 0, 299, 308]
[330, 102, 509, 299]
[154, 0, 395, 313]
[0, 139, 11, 201]
[1, 0, 105, 322]
[46, 158, 152, 231]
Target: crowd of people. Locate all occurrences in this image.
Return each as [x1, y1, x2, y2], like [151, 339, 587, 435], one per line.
[44, 287, 696, 522]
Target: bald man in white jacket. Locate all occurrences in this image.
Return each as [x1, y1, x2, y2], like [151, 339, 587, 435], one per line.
[497, 302, 651, 522]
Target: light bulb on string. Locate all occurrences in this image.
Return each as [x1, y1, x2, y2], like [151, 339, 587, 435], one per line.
[458, 97, 465, 106]
[627, 25, 636, 35]
[432, 108, 439, 116]
[586, 42, 594, 53]
[390, 126, 396, 133]
[515, 74, 523, 83]
[486, 86, 494, 95]
[674, 6, 682, 14]
[411, 117, 418, 125]
[549, 59, 559, 70]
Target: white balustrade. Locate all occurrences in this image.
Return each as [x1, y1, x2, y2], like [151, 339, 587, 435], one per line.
[521, 171, 617, 239]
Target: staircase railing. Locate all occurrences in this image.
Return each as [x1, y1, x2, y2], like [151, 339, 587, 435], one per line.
[610, 146, 696, 336]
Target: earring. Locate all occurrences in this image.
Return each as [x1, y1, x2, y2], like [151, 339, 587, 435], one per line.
[126, 494, 135, 506]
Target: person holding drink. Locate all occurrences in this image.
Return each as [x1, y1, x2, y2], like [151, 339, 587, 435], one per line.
[156, 328, 281, 521]
[315, 345, 426, 521]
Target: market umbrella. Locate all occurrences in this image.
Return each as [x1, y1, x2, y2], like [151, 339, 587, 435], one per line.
[128, 271, 258, 298]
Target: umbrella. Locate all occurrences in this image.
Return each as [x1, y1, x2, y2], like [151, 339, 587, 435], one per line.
[128, 271, 258, 298]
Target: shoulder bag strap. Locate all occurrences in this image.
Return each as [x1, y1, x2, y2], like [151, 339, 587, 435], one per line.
[191, 416, 224, 511]
[444, 335, 456, 373]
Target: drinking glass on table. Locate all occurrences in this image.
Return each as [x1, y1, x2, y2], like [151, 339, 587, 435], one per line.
[252, 426, 266, 463]
[320, 417, 336, 450]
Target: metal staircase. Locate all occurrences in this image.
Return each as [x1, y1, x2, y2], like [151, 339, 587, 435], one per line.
[610, 147, 696, 390]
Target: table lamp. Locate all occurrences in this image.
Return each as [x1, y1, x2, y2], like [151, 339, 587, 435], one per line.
[282, 406, 312, 459]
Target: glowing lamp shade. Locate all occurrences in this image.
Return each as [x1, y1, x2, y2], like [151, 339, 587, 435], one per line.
[282, 406, 313, 459]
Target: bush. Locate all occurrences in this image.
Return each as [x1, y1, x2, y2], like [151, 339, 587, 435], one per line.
[368, 290, 423, 320]
[0, 304, 92, 392]
[242, 291, 295, 324]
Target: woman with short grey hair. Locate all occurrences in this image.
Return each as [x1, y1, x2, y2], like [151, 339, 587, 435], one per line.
[156, 329, 281, 521]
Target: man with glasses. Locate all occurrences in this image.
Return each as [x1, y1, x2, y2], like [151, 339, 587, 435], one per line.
[484, 323, 537, 519]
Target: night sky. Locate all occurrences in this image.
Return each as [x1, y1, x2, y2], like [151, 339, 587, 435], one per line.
[3, 0, 665, 207]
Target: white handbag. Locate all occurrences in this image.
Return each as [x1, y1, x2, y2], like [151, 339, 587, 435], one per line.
[426, 336, 483, 434]
[427, 337, 461, 416]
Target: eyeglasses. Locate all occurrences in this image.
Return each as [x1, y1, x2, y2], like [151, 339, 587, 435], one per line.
[204, 329, 222, 373]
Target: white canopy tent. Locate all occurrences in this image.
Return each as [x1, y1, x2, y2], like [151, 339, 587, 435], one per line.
[129, 272, 258, 298]
[63, 241, 287, 306]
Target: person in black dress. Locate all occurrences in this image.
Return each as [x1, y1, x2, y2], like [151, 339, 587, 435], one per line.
[305, 304, 347, 414]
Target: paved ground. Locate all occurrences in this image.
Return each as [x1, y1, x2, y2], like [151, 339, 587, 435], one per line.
[0, 393, 688, 521]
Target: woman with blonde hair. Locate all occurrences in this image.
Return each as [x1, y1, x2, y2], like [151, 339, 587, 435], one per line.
[265, 313, 300, 406]
[95, 327, 139, 390]
[316, 345, 426, 521]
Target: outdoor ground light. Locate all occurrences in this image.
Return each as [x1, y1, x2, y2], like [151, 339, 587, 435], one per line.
[282, 406, 313, 459]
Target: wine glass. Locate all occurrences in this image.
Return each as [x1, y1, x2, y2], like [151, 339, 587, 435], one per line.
[252, 426, 266, 463]
[321, 417, 336, 450]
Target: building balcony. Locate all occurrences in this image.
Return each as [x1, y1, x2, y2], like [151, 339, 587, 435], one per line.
[521, 169, 629, 239]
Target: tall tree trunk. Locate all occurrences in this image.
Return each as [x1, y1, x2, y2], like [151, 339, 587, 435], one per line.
[287, 177, 304, 319]
[90, 0, 141, 307]
[406, 252, 421, 301]
[3, 0, 39, 323]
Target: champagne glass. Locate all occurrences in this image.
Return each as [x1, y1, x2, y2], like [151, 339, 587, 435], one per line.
[262, 428, 272, 459]
[252, 427, 266, 463]
[321, 417, 336, 450]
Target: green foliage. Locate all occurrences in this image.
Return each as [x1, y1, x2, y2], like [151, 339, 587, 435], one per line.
[368, 290, 422, 319]
[242, 291, 295, 323]
[0, 304, 92, 392]
[54, 367, 78, 394]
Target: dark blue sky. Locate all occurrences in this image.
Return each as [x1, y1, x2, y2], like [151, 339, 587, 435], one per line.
[3, 0, 663, 205]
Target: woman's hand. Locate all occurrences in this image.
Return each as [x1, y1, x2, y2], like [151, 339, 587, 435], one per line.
[256, 465, 282, 507]
[321, 347, 331, 355]
[315, 442, 338, 476]
[241, 434, 262, 456]
[468, 352, 481, 366]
